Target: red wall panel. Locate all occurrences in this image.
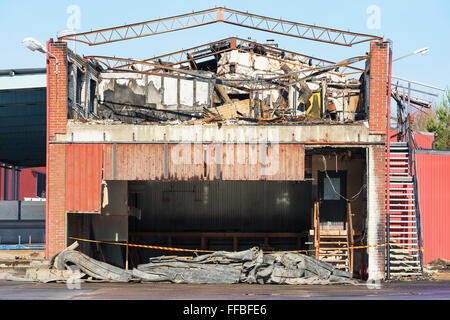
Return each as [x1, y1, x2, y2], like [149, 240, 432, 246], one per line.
[19, 167, 46, 200]
[416, 152, 450, 264]
[414, 132, 434, 149]
[389, 131, 434, 149]
[65, 144, 103, 213]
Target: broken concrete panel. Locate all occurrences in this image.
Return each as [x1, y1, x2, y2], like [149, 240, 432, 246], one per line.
[63, 121, 382, 144]
[103, 79, 147, 105]
[196, 80, 209, 105]
[180, 79, 194, 106]
[147, 75, 162, 90]
[146, 80, 163, 107]
[163, 77, 178, 106]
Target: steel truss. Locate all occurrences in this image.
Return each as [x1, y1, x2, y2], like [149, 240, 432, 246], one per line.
[59, 7, 381, 47]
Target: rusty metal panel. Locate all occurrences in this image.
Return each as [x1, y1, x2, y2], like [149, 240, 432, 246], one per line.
[103, 144, 113, 180]
[416, 152, 450, 264]
[106, 143, 304, 181]
[168, 144, 203, 180]
[65, 144, 103, 213]
[111, 144, 165, 181]
[266, 144, 304, 181]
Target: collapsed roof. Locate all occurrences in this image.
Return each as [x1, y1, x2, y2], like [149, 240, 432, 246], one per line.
[61, 7, 381, 125]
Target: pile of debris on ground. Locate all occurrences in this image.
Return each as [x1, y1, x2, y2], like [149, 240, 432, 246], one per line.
[424, 259, 450, 281]
[1, 242, 357, 285]
[0, 250, 48, 279]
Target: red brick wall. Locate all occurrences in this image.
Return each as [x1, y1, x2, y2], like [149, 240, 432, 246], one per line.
[46, 41, 68, 258]
[369, 41, 388, 135]
[367, 41, 389, 279]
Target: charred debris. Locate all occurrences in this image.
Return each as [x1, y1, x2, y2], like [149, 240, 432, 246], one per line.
[67, 38, 369, 125]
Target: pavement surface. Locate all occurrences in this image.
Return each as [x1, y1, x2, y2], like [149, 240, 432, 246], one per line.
[0, 279, 449, 300]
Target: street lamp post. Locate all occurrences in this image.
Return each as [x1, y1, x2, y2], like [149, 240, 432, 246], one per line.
[392, 47, 429, 62]
[22, 37, 59, 74]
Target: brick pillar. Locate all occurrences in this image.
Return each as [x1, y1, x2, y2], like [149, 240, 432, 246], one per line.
[369, 41, 388, 134]
[367, 145, 386, 280]
[367, 41, 389, 280]
[46, 40, 68, 258]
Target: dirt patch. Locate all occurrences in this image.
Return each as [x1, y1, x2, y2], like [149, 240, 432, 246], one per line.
[424, 258, 450, 281]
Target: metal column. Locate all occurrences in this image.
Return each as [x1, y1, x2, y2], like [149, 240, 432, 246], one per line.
[11, 166, 15, 200]
[16, 167, 20, 201]
[4, 165, 8, 200]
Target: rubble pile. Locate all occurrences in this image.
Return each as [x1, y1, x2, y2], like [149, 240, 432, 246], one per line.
[88, 41, 366, 125]
[2, 243, 357, 285]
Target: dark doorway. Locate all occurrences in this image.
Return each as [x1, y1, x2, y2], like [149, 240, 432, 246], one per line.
[318, 171, 347, 224]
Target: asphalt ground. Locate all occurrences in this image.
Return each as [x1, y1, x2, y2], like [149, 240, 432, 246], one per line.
[0, 279, 449, 300]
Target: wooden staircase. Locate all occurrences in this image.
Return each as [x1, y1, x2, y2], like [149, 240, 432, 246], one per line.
[313, 201, 354, 275]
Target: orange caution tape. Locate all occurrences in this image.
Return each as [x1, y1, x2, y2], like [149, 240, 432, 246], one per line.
[68, 237, 215, 253]
[69, 237, 396, 254]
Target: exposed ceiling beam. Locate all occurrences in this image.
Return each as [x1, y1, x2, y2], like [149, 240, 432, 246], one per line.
[86, 38, 365, 77]
[103, 37, 364, 75]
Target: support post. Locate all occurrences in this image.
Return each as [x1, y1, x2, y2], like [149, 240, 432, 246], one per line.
[386, 40, 393, 280]
[11, 166, 15, 200]
[16, 167, 20, 201]
[4, 165, 8, 200]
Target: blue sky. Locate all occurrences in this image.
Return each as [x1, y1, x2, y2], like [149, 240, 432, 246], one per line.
[1, 0, 448, 104]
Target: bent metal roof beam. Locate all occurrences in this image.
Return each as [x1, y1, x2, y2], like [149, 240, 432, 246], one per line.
[85, 38, 365, 76]
[95, 37, 364, 75]
[58, 7, 382, 47]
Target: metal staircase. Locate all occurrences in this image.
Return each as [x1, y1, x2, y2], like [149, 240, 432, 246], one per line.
[386, 130, 424, 278]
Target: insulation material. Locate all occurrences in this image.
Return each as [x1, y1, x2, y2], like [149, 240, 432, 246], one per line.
[254, 56, 270, 71]
[306, 92, 322, 118]
[32, 247, 357, 285]
[206, 99, 251, 119]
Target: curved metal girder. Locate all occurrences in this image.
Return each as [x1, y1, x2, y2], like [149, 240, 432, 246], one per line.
[86, 38, 365, 77]
[106, 37, 364, 75]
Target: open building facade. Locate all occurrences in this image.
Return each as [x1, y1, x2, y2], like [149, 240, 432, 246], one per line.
[44, 8, 412, 281]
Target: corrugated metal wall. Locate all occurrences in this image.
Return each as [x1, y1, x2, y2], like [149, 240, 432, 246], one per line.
[129, 180, 312, 233]
[65, 144, 103, 213]
[104, 143, 304, 181]
[0, 89, 46, 167]
[416, 152, 450, 264]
